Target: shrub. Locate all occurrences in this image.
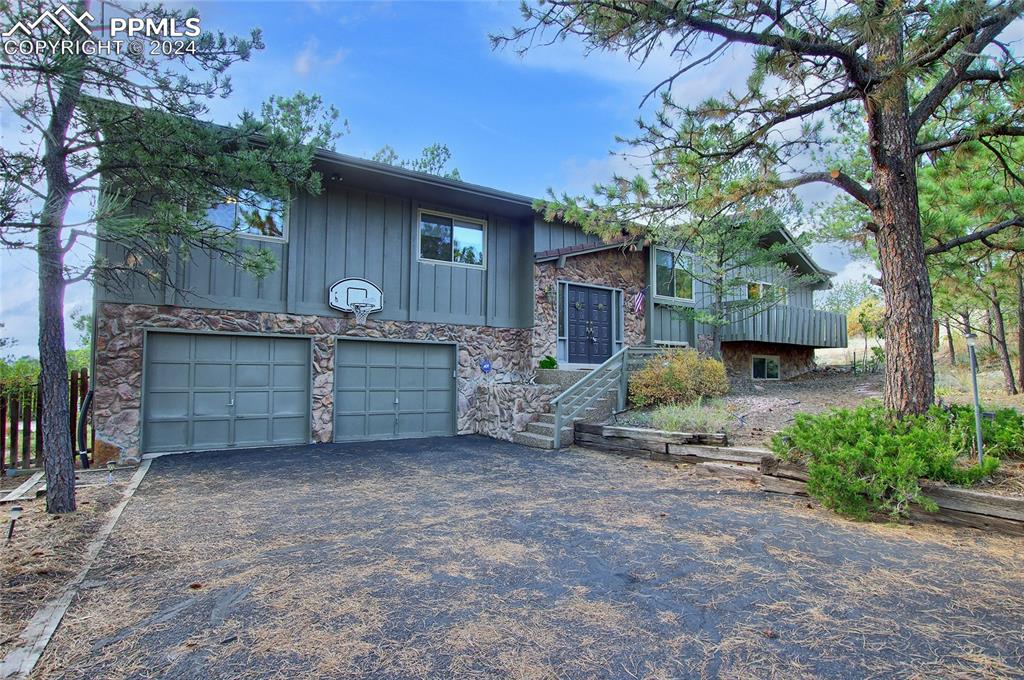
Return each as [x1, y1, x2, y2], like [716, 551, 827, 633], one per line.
[538, 355, 558, 370]
[651, 398, 735, 434]
[771, 403, 1001, 521]
[629, 349, 729, 408]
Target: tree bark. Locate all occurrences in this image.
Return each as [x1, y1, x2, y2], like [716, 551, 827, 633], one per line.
[990, 292, 1017, 395]
[932, 319, 940, 351]
[865, 30, 934, 414]
[36, 45, 86, 514]
[985, 307, 995, 350]
[944, 318, 956, 366]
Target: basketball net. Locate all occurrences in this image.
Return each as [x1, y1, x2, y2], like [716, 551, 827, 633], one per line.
[351, 302, 374, 326]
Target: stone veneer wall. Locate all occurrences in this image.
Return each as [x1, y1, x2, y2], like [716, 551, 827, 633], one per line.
[93, 302, 537, 461]
[720, 341, 816, 382]
[532, 247, 648, 366]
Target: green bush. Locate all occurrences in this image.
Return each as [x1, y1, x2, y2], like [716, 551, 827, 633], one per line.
[538, 355, 558, 370]
[629, 349, 729, 408]
[651, 398, 735, 434]
[771, 403, 1001, 521]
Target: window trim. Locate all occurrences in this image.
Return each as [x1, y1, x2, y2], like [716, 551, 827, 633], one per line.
[653, 247, 695, 302]
[751, 354, 781, 381]
[207, 192, 290, 243]
[416, 208, 487, 270]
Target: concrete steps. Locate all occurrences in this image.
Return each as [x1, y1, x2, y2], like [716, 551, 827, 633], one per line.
[514, 392, 619, 450]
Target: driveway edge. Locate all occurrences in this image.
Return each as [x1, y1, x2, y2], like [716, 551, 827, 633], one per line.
[0, 460, 152, 680]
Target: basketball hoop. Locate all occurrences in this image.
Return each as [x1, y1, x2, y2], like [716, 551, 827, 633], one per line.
[351, 302, 374, 326]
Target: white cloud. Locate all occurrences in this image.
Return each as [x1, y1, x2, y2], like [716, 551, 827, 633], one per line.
[292, 37, 348, 78]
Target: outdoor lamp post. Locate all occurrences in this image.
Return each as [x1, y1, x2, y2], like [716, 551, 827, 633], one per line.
[965, 333, 985, 464]
[107, 460, 117, 485]
[7, 505, 23, 543]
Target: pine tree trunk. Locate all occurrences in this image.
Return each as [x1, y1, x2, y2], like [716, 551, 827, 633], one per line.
[944, 318, 956, 366]
[985, 308, 995, 350]
[990, 293, 1017, 395]
[864, 32, 934, 414]
[932, 320, 940, 351]
[36, 47, 85, 514]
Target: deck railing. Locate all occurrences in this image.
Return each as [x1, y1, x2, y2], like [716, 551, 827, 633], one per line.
[721, 304, 847, 348]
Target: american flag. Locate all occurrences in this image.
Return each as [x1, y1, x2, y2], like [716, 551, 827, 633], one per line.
[631, 287, 646, 314]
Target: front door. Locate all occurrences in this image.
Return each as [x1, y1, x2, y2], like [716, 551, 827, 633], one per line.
[567, 285, 614, 364]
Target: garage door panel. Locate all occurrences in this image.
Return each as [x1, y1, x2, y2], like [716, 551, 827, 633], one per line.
[194, 335, 232, 361]
[149, 363, 190, 388]
[234, 418, 270, 445]
[234, 391, 269, 416]
[146, 421, 189, 452]
[236, 336, 271, 362]
[236, 364, 270, 388]
[194, 363, 231, 388]
[147, 392, 189, 418]
[368, 367, 396, 387]
[272, 390, 306, 415]
[149, 334, 190, 361]
[143, 332, 310, 454]
[335, 340, 454, 442]
[193, 420, 230, 449]
[194, 392, 232, 417]
[337, 390, 366, 411]
[337, 366, 366, 388]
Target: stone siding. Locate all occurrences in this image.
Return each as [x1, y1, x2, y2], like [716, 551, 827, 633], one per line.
[94, 303, 536, 460]
[720, 341, 816, 382]
[472, 382, 559, 440]
[533, 247, 647, 366]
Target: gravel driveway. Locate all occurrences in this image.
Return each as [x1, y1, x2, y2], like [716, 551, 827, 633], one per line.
[33, 436, 1024, 679]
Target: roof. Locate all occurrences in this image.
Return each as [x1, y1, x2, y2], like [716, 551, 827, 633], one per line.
[534, 236, 631, 262]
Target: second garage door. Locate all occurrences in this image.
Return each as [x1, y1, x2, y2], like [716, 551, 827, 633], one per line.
[334, 340, 456, 442]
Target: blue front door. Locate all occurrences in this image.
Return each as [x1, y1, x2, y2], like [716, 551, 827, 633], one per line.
[567, 285, 614, 364]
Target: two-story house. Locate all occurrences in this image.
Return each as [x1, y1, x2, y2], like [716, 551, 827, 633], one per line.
[90, 149, 846, 461]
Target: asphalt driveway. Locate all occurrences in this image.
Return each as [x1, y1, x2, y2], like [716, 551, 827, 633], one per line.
[34, 437, 1024, 679]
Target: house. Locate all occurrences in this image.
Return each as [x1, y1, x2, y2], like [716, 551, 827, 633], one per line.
[90, 149, 846, 461]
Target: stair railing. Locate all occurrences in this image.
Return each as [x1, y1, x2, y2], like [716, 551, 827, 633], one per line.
[550, 346, 663, 449]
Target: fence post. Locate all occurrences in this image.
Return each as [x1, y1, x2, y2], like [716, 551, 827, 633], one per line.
[21, 398, 31, 468]
[618, 349, 628, 412]
[0, 396, 5, 476]
[9, 395, 18, 469]
[69, 369, 79, 453]
[34, 383, 43, 466]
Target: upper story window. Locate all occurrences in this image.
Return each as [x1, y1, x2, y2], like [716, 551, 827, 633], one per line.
[418, 210, 486, 268]
[206, 190, 288, 241]
[746, 281, 787, 303]
[655, 248, 694, 301]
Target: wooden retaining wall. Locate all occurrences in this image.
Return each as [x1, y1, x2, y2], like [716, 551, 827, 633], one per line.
[575, 423, 1024, 536]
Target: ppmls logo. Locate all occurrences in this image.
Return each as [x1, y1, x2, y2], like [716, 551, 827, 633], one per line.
[2, 5, 94, 38]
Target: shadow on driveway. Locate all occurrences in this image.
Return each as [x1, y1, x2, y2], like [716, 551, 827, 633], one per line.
[34, 436, 1024, 679]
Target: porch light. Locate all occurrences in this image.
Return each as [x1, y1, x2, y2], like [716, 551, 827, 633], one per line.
[107, 460, 117, 485]
[7, 505, 23, 543]
[965, 333, 984, 463]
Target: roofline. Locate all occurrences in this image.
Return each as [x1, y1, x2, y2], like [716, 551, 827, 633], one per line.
[313, 148, 536, 211]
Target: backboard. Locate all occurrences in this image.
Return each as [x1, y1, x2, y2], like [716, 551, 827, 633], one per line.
[328, 278, 384, 313]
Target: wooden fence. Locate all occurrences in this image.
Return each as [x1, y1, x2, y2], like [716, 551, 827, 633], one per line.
[0, 368, 93, 473]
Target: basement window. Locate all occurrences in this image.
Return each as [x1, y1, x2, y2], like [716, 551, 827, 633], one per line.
[751, 355, 780, 380]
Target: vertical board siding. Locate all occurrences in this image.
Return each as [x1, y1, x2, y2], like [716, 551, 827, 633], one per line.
[534, 218, 601, 252]
[651, 304, 693, 345]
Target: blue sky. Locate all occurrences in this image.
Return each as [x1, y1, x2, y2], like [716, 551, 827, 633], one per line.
[0, 0, 864, 356]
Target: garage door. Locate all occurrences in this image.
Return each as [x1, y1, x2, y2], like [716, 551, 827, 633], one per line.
[143, 333, 310, 454]
[334, 340, 456, 442]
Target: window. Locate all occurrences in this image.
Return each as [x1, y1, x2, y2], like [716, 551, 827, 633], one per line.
[752, 355, 780, 380]
[418, 210, 485, 267]
[747, 281, 787, 303]
[655, 248, 694, 300]
[206, 190, 287, 240]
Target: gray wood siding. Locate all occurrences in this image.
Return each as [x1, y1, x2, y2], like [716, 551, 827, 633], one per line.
[98, 184, 533, 328]
[534, 218, 601, 253]
[651, 304, 694, 345]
